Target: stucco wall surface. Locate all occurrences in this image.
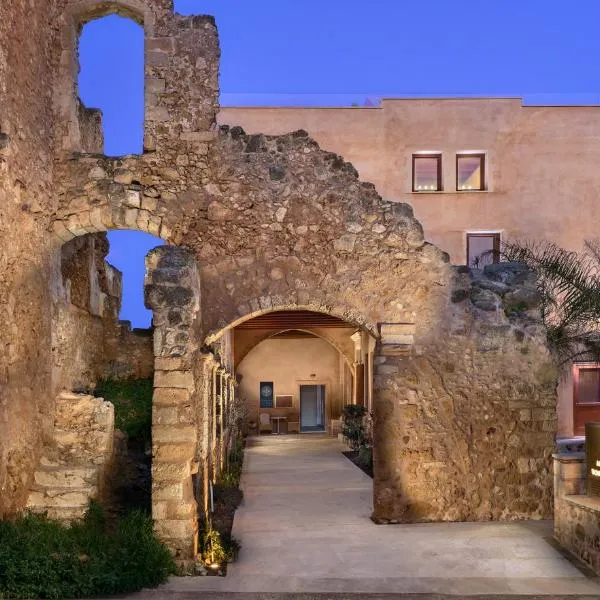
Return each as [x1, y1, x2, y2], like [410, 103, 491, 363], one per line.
[237, 336, 345, 427]
[219, 100, 600, 264]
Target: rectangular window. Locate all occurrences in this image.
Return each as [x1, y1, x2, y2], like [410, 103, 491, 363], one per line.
[574, 365, 600, 404]
[466, 232, 500, 268]
[457, 153, 485, 191]
[413, 154, 442, 192]
[259, 382, 274, 408]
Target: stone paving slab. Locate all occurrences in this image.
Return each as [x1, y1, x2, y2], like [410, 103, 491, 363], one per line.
[135, 435, 600, 598]
[106, 592, 600, 599]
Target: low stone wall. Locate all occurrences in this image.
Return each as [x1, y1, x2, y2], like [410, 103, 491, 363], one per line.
[104, 322, 154, 381]
[553, 453, 600, 573]
[26, 392, 115, 520]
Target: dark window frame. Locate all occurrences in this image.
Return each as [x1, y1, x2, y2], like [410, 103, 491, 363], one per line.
[412, 153, 442, 192]
[466, 232, 501, 267]
[456, 153, 486, 191]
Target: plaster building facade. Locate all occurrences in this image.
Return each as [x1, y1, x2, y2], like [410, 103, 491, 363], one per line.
[0, 0, 568, 560]
[219, 101, 600, 440]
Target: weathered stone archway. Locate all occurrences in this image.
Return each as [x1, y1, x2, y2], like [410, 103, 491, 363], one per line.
[0, 0, 559, 562]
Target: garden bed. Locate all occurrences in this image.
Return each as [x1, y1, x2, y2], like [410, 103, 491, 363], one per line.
[199, 439, 244, 576]
[343, 449, 373, 478]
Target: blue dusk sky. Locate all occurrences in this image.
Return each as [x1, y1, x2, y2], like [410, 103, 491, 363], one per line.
[78, 0, 600, 327]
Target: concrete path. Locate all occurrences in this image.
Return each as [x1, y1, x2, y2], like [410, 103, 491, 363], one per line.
[145, 434, 600, 597]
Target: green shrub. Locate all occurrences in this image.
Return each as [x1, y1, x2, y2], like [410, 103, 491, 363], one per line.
[342, 404, 368, 450]
[0, 504, 175, 599]
[358, 445, 373, 470]
[95, 379, 153, 447]
[201, 529, 240, 566]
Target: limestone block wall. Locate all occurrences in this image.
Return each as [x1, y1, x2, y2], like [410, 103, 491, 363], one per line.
[52, 233, 123, 393]
[374, 263, 558, 522]
[553, 454, 600, 573]
[103, 322, 154, 381]
[0, 0, 60, 517]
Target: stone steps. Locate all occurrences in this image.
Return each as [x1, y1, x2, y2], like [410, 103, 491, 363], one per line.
[25, 392, 115, 521]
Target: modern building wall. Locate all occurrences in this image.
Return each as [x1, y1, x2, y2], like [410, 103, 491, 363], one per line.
[237, 336, 349, 430]
[220, 99, 600, 437]
[219, 99, 600, 265]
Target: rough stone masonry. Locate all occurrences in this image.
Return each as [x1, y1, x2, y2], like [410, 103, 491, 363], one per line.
[0, 0, 558, 557]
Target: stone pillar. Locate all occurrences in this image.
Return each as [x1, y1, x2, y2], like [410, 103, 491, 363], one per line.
[195, 353, 216, 520]
[145, 246, 202, 560]
[211, 366, 218, 482]
[354, 363, 365, 406]
[217, 369, 225, 473]
[145, 14, 220, 153]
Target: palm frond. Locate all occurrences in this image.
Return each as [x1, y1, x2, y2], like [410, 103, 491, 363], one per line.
[502, 239, 600, 363]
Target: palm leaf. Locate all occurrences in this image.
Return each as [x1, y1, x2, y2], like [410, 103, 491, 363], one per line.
[502, 239, 600, 363]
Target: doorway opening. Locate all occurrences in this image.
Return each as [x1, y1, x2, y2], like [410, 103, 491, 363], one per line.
[300, 384, 326, 432]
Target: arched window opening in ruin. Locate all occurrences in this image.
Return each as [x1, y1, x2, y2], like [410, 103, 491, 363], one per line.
[53, 230, 164, 393]
[33, 230, 164, 521]
[78, 15, 144, 155]
[106, 230, 165, 328]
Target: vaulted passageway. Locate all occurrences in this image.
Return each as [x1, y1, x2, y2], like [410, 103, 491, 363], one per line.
[230, 309, 376, 438]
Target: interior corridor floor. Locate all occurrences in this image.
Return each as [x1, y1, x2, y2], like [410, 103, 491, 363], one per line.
[144, 434, 600, 597]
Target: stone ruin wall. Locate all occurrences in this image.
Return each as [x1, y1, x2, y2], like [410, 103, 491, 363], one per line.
[104, 323, 154, 381]
[1, 0, 558, 533]
[0, 0, 62, 516]
[53, 233, 120, 393]
[146, 246, 238, 559]
[375, 263, 557, 522]
[54, 232, 154, 391]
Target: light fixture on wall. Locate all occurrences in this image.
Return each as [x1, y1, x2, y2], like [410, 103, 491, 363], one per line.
[310, 373, 316, 378]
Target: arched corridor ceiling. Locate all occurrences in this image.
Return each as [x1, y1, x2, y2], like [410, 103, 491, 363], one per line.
[234, 310, 352, 330]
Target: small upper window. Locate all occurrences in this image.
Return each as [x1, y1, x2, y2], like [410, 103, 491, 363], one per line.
[413, 154, 442, 192]
[457, 153, 485, 191]
[467, 232, 500, 268]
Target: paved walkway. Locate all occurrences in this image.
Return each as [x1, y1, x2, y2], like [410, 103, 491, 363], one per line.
[143, 434, 600, 597]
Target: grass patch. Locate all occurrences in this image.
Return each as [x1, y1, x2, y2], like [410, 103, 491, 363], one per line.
[0, 503, 175, 599]
[95, 379, 153, 447]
